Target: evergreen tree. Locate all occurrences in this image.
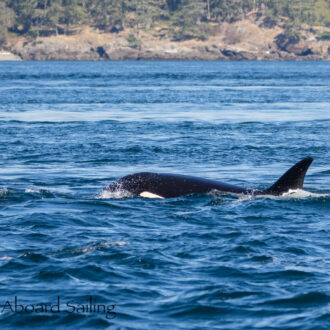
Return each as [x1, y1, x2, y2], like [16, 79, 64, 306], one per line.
[88, 0, 124, 32]
[45, 0, 64, 35]
[166, 0, 180, 11]
[6, 0, 38, 33]
[0, 1, 15, 45]
[1, 0, 329, 38]
[134, 0, 168, 29]
[61, 0, 86, 34]
[170, 0, 207, 40]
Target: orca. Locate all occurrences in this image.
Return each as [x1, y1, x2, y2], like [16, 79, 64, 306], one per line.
[105, 157, 313, 199]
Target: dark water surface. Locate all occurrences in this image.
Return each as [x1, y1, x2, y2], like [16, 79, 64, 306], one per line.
[0, 61, 329, 329]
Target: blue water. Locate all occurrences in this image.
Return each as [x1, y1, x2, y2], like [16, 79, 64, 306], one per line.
[0, 61, 329, 329]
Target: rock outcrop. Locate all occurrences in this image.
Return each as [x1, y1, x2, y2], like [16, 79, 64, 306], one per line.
[0, 51, 21, 61]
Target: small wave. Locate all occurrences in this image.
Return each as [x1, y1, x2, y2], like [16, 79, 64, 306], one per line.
[69, 241, 129, 255]
[0, 187, 8, 197]
[0, 187, 55, 201]
[0, 256, 13, 261]
[25, 188, 41, 193]
[265, 292, 330, 307]
[54, 241, 129, 258]
[68, 241, 129, 255]
[0, 110, 121, 122]
[232, 194, 256, 204]
[24, 188, 55, 198]
[316, 169, 330, 175]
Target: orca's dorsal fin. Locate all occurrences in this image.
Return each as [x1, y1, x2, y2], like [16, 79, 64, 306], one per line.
[265, 157, 313, 195]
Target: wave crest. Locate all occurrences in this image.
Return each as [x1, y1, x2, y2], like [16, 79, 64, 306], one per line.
[0, 187, 8, 197]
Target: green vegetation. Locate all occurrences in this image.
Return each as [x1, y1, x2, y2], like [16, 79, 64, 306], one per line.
[317, 30, 330, 40]
[127, 33, 142, 49]
[0, 0, 329, 44]
[0, 1, 15, 45]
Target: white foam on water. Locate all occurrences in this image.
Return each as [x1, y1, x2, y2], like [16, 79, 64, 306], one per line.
[71, 241, 129, 255]
[1, 103, 329, 123]
[0, 187, 8, 197]
[96, 188, 133, 199]
[232, 194, 256, 204]
[280, 189, 328, 199]
[0, 256, 13, 261]
[253, 189, 327, 200]
[25, 188, 41, 193]
[214, 189, 328, 204]
[0, 110, 115, 122]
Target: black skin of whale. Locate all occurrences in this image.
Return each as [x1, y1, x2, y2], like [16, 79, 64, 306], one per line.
[106, 157, 314, 199]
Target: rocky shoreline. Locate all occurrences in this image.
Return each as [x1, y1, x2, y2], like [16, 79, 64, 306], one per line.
[0, 51, 21, 61]
[2, 20, 330, 61]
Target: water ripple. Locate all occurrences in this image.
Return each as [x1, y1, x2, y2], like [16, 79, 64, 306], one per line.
[0, 61, 329, 329]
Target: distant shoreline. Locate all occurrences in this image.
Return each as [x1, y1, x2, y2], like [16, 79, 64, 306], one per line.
[1, 56, 329, 62]
[2, 20, 330, 62]
[1, 49, 329, 61]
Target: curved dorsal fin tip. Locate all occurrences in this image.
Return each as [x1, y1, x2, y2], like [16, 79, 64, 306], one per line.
[266, 157, 313, 195]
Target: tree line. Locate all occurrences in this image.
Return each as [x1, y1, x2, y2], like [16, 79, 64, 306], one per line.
[1, 0, 329, 45]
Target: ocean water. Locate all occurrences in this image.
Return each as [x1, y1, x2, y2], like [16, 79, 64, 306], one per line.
[0, 61, 329, 329]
